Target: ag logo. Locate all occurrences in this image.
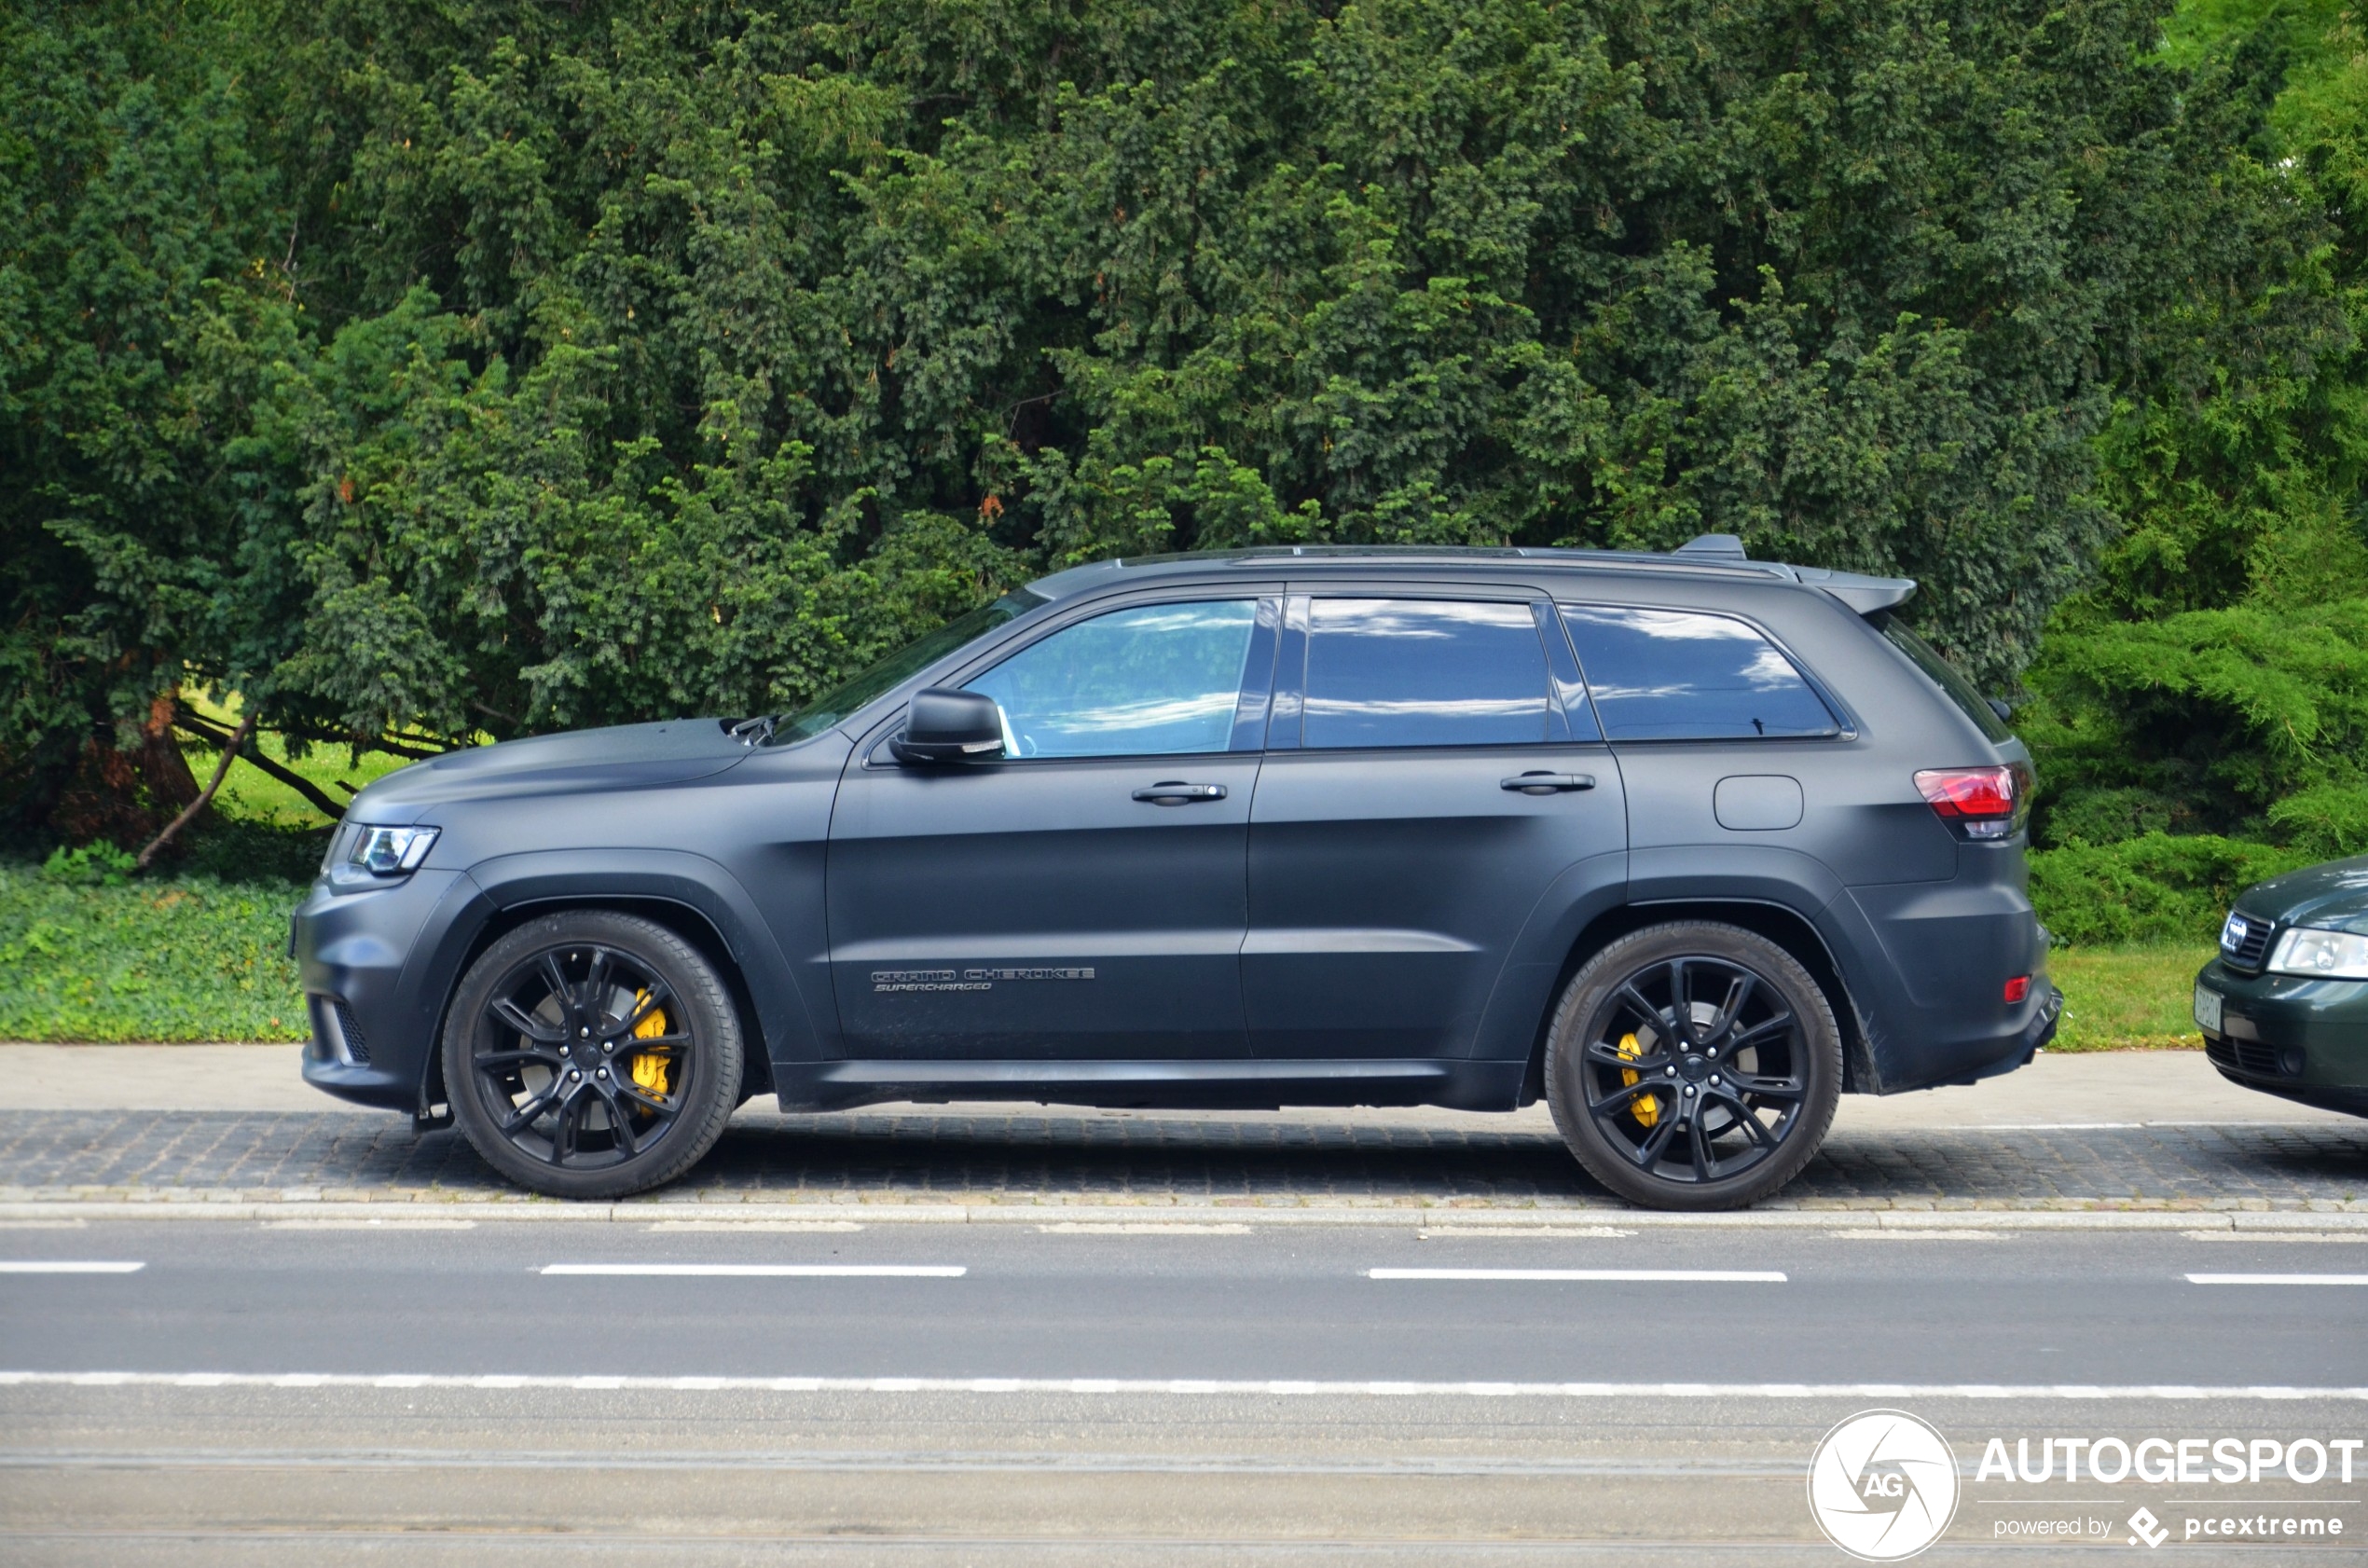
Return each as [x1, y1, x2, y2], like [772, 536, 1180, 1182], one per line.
[1807, 1410, 1961, 1561]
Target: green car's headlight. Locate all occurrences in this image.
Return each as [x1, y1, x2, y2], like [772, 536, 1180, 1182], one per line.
[348, 824, 439, 875]
[2266, 926, 2368, 980]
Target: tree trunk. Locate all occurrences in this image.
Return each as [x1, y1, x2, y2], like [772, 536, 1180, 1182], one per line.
[49, 691, 205, 850]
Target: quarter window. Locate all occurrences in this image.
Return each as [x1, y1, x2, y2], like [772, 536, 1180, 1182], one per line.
[1559, 605, 1838, 740]
[964, 600, 1258, 758]
[1302, 598, 1552, 749]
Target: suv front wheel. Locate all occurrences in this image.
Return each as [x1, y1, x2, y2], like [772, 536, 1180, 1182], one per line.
[1544, 922, 1841, 1210]
[445, 911, 744, 1200]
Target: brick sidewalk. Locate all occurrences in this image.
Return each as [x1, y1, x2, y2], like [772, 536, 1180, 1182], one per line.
[0, 1108, 2361, 1209]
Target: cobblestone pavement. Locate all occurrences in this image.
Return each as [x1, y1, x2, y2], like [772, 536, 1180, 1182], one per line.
[0, 1107, 2362, 1209]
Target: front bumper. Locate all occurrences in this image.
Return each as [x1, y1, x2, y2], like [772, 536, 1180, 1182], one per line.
[2194, 958, 2368, 1118]
[293, 869, 471, 1113]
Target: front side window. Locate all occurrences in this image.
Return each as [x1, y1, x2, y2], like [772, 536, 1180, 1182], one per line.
[1559, 605, 1838, 741]
[1302, 598, 1551, 749]
[965, 600, 1258, 758]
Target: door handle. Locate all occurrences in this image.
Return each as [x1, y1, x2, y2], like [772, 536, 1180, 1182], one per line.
[1133, 781, 1229, 805]
[1502, 772, 1595, 795]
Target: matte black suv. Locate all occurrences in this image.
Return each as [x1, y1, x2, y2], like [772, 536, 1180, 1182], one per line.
[294, 538, 2060, 1209]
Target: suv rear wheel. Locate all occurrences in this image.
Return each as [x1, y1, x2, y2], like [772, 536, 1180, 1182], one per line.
[1544, 922, 1841, 1210]
[445, 911, 743, 1199]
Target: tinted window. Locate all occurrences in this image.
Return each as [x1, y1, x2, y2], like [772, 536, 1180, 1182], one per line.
[966, 600, 1257, 758]
[1303, 598, 1550, 749]
[1882, 621, 2012, 742]
[1559, 605, 1838, 740]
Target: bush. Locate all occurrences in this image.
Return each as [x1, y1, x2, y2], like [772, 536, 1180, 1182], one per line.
[0, 861, 307, 1042]
[2028, 832, 2319, 946]
[37, 841, 137, 887]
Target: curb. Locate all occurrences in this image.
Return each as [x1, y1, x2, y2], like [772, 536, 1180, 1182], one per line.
[4, 1196, 2365, 1231]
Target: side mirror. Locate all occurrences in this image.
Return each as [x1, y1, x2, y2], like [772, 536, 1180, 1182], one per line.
[890, 687, 1005, 764]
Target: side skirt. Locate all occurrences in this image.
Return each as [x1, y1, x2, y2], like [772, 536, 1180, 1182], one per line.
[771, 1058, 1528, 1114]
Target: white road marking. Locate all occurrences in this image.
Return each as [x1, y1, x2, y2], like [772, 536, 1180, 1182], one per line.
[1416, 1226, 1635, 1239]
[1038, 1222, 1250, 1234]
[264, 1219, 477, 1231]
[2186, 1272, 2368, 1286]
[0, 1261, 142, 1273]
[541, 1263, 964, 1277]
[645, 1221, 864, 1233]
[1368, 1268, 1784, 1283]
[0, 1370, 2361, 1400]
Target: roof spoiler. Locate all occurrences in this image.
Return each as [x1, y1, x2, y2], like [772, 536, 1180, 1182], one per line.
[1673, 534, 1916, 617]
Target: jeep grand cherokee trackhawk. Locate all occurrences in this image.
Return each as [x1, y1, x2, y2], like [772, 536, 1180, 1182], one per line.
[292, 538, 2061, 1210]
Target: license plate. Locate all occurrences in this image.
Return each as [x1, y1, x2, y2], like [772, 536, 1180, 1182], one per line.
[2194, 984, 2223, 1034]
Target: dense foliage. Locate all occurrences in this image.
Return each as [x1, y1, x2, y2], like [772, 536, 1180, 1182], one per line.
[5, 0, 2364, 949]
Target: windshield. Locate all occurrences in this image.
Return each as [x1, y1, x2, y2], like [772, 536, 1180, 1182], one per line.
[1881, 620, 2013, 743]
[774, 589, 1046, 743]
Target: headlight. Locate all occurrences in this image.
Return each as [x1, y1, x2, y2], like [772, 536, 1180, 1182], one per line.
[347, 825, 439, 875]
[2266, 926, 2368, 981]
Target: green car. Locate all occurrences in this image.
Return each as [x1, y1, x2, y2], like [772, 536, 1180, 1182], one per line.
[2195, 854, 2368, 1118]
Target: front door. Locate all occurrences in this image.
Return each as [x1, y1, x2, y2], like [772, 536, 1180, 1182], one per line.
[827, 595, 1277, 1060]
[1244, 592, 1628, 1060]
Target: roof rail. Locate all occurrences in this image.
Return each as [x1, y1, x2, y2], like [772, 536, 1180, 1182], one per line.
[1026, 537, 1917, 616]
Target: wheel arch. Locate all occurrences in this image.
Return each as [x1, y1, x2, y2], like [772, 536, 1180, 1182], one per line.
[423, 895, 777, 1117]
[1518, 899, 1871, 1104]
[417, 851, 815, 1116]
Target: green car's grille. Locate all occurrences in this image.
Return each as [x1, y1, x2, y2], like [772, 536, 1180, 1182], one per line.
[2220, 915, 2272, 973]
[2205, 1035, 2288, 1078]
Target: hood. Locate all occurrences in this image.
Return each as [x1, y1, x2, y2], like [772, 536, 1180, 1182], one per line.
[345, 720, 753, 823]
[2235, 853, 2368, 935]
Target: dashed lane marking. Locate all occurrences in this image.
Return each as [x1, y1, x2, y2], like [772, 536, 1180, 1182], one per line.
[2185, 1272, 2368, 1286]
[1368, 1268, 1784, 1283]
[0, 1261, 141, 1273]
[540, 1263, 964, 1278]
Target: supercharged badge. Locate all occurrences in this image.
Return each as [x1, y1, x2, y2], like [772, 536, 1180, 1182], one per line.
[871, 967, 1095, 993]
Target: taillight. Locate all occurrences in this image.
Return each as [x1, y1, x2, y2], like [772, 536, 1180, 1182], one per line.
[1915, 763, 2031, 841]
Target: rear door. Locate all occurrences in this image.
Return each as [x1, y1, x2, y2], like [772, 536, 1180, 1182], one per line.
[827, 593, 1279, 1060]
[1243, 589, 1628, 1061]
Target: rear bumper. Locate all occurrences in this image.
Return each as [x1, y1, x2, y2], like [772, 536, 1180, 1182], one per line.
[1833, 879, 2055, 1093]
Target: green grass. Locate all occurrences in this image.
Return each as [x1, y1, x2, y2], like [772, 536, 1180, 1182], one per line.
[0, 860, 309, 1042]
[179, 691, 419, 828]
[2048, 943, 2215, 1052]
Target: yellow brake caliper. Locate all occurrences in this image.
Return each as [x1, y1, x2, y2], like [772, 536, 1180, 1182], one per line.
[628, 988, 671, 1100]
[1617, 1031, 1659, 1129]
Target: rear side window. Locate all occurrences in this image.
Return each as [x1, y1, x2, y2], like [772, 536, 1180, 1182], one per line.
[1881, 621, 2012, 743]
[1559, 605, 1838, 741]
[966, 600, 1257, 757]
[1302, 598, 1551, 749]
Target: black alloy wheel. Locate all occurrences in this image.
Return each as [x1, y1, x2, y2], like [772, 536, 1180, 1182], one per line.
[1545, 922, 1841, 1210]
[445, 911, 743, 1199]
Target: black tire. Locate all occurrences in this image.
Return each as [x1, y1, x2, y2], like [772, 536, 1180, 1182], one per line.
[444, 911, 743, 1200]
[1544, 921, 1841, 1211]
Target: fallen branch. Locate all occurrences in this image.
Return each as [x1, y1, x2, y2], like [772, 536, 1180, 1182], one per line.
[140, 712, 255, 870]
[172, 713, 347, 822]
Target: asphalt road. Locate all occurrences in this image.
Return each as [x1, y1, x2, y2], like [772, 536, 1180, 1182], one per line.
[3, 1220, 2366, 1564]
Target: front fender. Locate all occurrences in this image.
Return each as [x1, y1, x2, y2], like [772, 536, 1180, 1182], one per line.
[434, 850, 823, 1088]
